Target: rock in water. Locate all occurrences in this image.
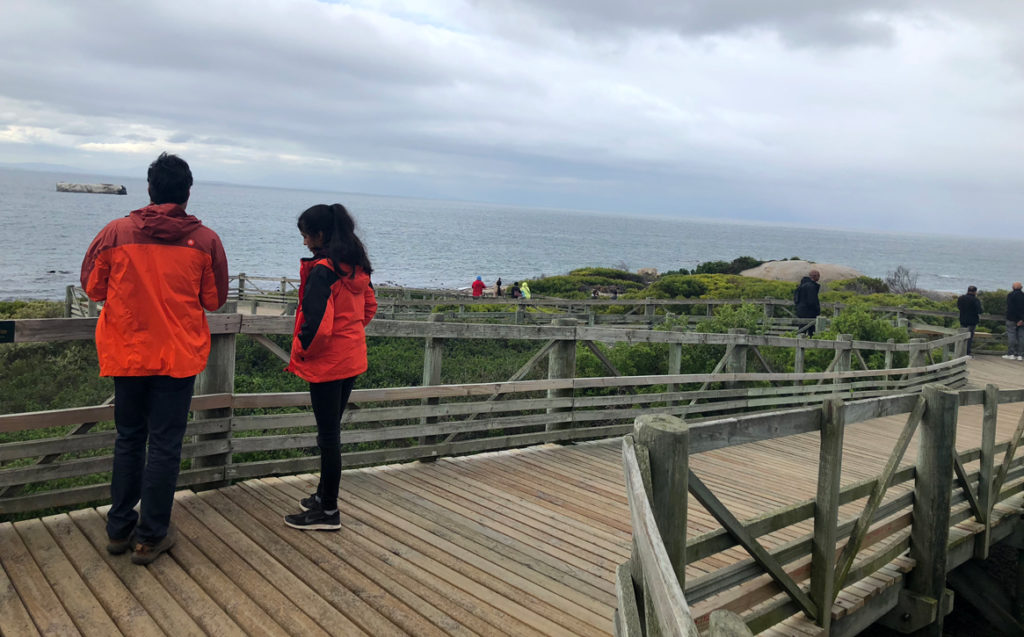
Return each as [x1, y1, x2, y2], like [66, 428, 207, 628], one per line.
[56, 182, 127, 195]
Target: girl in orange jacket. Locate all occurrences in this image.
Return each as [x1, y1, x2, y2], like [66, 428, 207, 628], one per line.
[284, 203, 377, 530]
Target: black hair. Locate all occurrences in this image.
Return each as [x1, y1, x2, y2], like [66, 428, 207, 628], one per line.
[147, 152, 193, 205]
[967, 285, 977, 293]
[297, 203, 373, 277]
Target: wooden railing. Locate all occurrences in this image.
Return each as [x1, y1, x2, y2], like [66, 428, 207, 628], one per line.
[617, 385, 1024, 635]
[0, 316, 969, 516]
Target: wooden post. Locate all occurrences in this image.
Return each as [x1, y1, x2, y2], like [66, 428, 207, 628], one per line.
[280, 277, 288, 295]
[88, 299, 98, 317]
[64, 286, 73, 318]
[725, 328, 748, 390]
[885, 338, 895, 370]
[903, 385, 958, 635]
[237, 272, 246, 301]
[419, 314, 444, 449]
[814, 315, 828, 335]
[667, 329, 683, 407]
[633, 414, 689, 590]
[954, 327, 969, 358]
[976, 384, 998, 559]
[811, 399, 845, 631]
[644, 298, 655, 324]
[515, 302, 524, 325]
[909, 338, 927, 370]
[763, 298, 774, 320]
[794, 335, 805, 375]
[193, 332, 236, 489]
[836, 334, 852, 373]
[546, 319, 577, 431]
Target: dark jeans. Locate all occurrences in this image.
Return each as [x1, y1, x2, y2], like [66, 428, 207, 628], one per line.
[310, 376, 356, 511]
[107, 375, 195, 544]
[962, 324, 976, 355]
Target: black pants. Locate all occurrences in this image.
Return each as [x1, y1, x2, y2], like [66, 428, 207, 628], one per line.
[107, 375, 195, 543]
[310, 376, 356, 510]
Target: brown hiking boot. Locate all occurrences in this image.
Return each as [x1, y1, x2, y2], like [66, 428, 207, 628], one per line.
[131, 528, 176, 565]
[106, 531, 135, 555]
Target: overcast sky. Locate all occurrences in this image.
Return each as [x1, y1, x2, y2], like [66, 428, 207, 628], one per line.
[1, 0, 1022, 233]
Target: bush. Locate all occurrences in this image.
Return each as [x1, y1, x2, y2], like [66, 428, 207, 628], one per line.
[831, 277, 889, 295]
[644, 276, 708, 299]
[693, 256, 764, 275]
[568, 267, 645, 284]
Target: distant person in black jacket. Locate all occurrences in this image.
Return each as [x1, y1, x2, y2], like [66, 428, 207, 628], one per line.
[957, 285, 982, 356]
[794, 270, 821, 335]
[1004, 282, 1024, 360]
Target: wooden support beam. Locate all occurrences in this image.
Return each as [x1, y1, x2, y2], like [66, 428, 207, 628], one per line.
[834, 396, 925, 593]
[192, 332, 236, 489]
[687, 469, 818, 621]
[811, 399, 844, 631]
[904, 384, 959, 636]
[976, 384, 998, 559]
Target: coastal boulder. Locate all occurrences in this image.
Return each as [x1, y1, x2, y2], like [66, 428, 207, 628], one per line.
[56, 182, 127, 195]
[740, 259, 862, 283]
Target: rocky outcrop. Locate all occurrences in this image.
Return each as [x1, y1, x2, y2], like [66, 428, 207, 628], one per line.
[56, 182, 127, 195]
[740, 259, 863, 283]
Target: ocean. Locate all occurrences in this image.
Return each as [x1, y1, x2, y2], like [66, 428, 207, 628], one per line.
[0, 166, 1018, 300]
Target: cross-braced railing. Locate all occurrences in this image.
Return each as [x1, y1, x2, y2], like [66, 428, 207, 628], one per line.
[618, 385, 1024, 635]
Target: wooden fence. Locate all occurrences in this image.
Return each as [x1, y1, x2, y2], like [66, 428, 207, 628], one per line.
[0, 316, 969, 516]
[617, 385, 1024, 635]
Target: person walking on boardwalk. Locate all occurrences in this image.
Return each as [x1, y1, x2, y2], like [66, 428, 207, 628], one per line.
[284, 203, 377, 530]
[495, 277, 502, 297]
[957, 285, 983, 357]
[520, 280, 532, 299]
[1004, 282, 1024, 360]
[794, 269, 821, 335]
[471, 275, 486, 298]
[80, 153, 228, 564]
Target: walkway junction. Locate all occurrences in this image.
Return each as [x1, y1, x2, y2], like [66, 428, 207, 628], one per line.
[3, 289, 1023, 635]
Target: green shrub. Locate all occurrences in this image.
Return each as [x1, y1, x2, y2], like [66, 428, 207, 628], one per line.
[568, 267, 645, 284]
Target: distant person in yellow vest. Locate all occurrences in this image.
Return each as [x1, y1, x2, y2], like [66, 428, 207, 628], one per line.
[520, 281, 531, 299]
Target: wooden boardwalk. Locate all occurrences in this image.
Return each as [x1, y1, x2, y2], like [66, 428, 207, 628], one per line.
[3, 356, 1024, 636]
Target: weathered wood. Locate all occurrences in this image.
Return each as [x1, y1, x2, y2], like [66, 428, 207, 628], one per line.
[810, 399, 844, 630]
[905, 385, 958, 636]
[976, 384, 998, 559]
[833, 395, 925, 593]
[193, 333, 236, 489]
[546, 319, 577, 431]
[724, 329, 748, 390]
[634, 415, 689, 589]
[687, 469, 818, 620]
[248, 334, 290, 364]
[615, 562, 642, 637]
[621, 436, 700, 637]
[994, 401, 1024, 499]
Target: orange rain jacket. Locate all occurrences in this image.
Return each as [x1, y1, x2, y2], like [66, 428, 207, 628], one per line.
[81, 203, 228, 378]
[286, 257, 377, 383]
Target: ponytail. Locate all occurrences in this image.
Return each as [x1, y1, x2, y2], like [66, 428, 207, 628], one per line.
[297, 203, 373, 278]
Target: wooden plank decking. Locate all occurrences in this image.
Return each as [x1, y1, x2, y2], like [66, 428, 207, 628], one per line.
[3, 356, 1024, 636]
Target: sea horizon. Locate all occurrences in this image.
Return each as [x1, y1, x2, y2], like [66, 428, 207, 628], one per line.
[2, 165, 1021, 301]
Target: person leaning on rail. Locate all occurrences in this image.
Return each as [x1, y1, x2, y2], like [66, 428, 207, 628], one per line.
[957, 285, 982, 358]
[80, 152, 228, 564]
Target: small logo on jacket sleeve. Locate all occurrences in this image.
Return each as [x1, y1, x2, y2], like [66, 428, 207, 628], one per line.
[187, 239, 195, 246]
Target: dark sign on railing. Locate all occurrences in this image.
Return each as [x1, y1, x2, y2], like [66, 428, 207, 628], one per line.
[0, 321, 13, 343]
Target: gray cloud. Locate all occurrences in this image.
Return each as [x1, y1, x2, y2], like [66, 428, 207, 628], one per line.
[0, 0, 1021, 234]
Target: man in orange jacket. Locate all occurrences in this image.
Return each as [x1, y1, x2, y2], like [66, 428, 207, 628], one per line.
[81, 153, 228, 564]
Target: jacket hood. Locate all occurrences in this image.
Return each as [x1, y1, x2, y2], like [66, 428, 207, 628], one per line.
[301, 256, 372, 294]
[130, 203, 203, 241]
[799, 276, 816, 285]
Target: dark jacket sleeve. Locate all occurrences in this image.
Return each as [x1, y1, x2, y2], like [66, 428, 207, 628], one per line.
[298, 265, 339, 350]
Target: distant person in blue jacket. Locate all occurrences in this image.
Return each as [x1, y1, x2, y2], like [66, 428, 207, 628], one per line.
[957, 285, 982, 356]
[1004, 282, 1024, 360]
[794, 270, 821, 335]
